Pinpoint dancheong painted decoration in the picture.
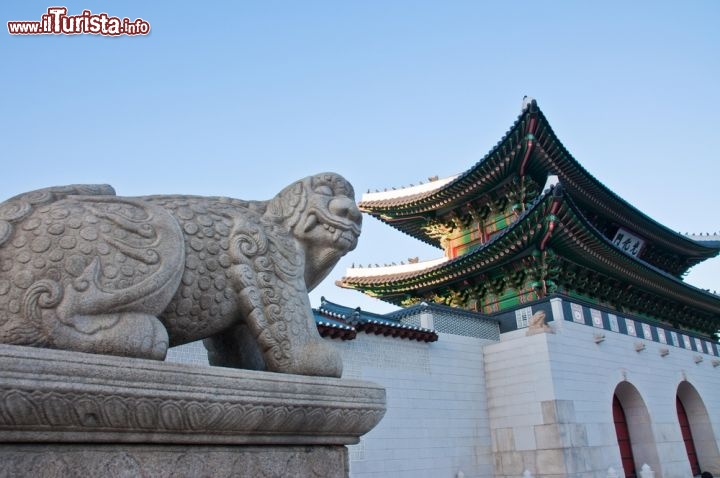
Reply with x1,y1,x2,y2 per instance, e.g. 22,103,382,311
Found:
337,99,720,338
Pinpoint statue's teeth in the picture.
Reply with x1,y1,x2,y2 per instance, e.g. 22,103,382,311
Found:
303,214,317,232
333,228,342,242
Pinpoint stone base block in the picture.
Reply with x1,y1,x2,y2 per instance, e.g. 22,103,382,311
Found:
0,344,386,477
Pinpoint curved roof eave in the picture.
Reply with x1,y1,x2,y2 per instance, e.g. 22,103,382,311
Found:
359,105,530,214
341,187,720,322
339,188,553,290
554,193,720,315
528,106,719,261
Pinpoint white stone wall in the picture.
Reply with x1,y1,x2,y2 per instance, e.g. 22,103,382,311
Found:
166,341,209,366
485,316,720,478
335,333,495,478
165,309,720,478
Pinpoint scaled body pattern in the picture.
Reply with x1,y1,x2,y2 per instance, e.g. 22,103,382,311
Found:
0,173,361,377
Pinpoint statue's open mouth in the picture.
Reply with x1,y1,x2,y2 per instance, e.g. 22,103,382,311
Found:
303,212,361,249
325,224,359,249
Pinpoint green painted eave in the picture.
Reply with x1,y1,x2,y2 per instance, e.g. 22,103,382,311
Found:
340,187,720,334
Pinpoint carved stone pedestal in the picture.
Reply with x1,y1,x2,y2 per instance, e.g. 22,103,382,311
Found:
0,344,386,477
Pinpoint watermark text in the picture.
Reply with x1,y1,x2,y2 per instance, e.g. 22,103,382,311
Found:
8,7,150,36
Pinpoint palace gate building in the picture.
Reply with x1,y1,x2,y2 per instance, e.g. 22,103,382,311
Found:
331,99,720,478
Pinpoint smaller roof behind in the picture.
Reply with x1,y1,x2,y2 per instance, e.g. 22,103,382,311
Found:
316,297,439,342
313,313,357,340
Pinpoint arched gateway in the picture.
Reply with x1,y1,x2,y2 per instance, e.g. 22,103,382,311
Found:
613,382,659,478
677,381,720,475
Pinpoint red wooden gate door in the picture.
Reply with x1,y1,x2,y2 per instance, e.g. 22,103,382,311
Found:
613,395,636,478
676,396,701,475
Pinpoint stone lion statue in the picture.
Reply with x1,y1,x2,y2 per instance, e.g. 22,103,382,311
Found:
525,310,553,336
0,172,361,377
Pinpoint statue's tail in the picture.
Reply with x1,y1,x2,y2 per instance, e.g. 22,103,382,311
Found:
0,184,115,247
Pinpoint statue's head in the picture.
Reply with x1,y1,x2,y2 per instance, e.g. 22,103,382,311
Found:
265,172,362,290
531,311,546,322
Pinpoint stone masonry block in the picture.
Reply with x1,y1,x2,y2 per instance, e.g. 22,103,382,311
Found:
513,426,537,451
500,451,524,475
554,400,577,423
494,428,515,452
541,400,558,424
563,446,592,474
535,448,566,475
534,424,563,449
569,423,589,447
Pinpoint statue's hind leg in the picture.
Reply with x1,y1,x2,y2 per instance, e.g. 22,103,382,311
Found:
51,313,169,360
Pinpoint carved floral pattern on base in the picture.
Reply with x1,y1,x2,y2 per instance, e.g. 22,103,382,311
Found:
0,344,386,445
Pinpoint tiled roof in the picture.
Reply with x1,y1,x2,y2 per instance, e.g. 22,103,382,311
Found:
342,257,448,281
315,297,438,342
360,175,459,203
313,313,357,340
684,232,720,248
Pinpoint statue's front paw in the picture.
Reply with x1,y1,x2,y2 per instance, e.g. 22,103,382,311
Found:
52,313,169,360
287,340,343,378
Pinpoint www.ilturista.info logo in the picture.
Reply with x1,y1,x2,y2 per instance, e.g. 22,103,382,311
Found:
8,7,150,36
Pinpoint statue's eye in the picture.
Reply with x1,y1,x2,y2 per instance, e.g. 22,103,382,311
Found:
315,185,333,196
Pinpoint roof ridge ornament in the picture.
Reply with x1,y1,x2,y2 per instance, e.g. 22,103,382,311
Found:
522,95,536,111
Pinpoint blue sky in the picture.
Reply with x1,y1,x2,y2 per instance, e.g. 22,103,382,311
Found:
2,1,719,314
